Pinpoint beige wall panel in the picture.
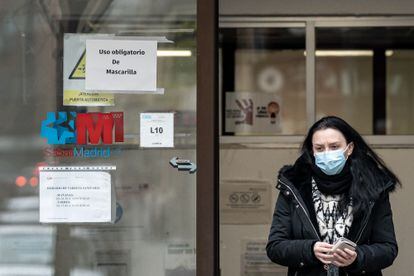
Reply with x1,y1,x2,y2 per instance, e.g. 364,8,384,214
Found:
220,147,414,276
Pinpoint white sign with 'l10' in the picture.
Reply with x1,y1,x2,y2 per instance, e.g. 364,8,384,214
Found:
140,113,174,148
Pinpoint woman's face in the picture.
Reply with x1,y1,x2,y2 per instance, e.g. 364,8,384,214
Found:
312,128,354,156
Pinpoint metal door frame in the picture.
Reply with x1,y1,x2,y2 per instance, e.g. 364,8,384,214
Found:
197,0,220,276
219,16,414,147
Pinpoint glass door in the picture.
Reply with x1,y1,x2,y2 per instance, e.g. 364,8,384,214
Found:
0,1,200,275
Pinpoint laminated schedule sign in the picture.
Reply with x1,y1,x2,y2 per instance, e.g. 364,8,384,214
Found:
86,39,157,92
140,113,174,148
39,167,114,223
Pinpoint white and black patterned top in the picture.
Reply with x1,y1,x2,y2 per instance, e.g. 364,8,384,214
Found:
312,179,353,244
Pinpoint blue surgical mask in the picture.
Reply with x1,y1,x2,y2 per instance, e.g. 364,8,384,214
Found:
314,145,349,175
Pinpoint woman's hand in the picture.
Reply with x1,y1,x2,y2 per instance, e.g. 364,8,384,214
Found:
332,248,357,267
313,242,334,264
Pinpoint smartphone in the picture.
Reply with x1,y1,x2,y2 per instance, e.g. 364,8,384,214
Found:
331,237,357,253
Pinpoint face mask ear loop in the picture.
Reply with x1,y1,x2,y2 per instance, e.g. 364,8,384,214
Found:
343,143,350,159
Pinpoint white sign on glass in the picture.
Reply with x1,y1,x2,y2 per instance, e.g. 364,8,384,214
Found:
140,113,174,148
39,167,114,223
85,39,157,92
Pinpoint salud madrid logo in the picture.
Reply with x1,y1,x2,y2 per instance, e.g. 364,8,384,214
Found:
41,112,124,158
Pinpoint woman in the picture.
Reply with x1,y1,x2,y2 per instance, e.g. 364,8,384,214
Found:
266,116,399,276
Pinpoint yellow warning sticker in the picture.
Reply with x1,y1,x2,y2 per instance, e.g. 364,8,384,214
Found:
63,90,114,106
64,34,116,106
69,51,86,79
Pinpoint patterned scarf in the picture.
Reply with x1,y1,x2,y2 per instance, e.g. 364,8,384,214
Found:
312,179,353,276
312,179,353,244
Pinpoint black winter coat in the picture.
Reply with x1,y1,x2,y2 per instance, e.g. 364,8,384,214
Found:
266,156,398,276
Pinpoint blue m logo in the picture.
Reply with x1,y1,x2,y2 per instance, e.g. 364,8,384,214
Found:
40,112,77,144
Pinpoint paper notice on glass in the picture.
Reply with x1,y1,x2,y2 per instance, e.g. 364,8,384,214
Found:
220,180,271,224
140,113,174,148
39,170,112,223
241,240,287,276
86,39,160,93
164,242,196,276
225,92,282,134
95,249,130,276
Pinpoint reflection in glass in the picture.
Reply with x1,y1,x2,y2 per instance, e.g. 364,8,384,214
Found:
220,28,307,135
386,50,414,134
316,53,373,134
316,27,414,135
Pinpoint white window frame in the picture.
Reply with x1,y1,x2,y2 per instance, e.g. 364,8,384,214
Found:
219,16,414,148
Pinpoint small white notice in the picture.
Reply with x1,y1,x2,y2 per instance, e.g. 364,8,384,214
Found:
165,242,196,275
241,240,287,276
85,39,157,92
140,113,174,148
39,167,114,223
220,180,271,224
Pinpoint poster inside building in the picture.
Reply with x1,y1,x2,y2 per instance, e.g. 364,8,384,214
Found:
225,92,282,135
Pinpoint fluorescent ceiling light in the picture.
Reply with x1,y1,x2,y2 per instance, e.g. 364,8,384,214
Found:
316,50,373,57
304,50,374,57
157,50,192,57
